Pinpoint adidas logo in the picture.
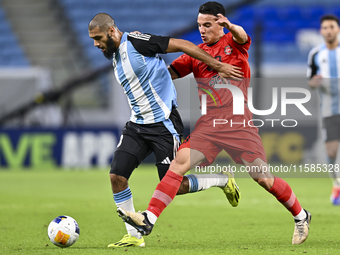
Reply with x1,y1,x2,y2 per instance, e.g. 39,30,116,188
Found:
161,157,171,164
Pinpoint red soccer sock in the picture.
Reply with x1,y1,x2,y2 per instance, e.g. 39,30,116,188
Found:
268,177,302,217
147,170,183,217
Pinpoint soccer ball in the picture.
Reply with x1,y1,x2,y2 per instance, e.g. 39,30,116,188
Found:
47,215,80,248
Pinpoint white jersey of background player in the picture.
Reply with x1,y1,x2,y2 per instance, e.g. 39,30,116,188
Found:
307,14,340,205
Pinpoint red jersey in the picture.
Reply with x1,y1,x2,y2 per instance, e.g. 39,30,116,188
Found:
171,32,251,109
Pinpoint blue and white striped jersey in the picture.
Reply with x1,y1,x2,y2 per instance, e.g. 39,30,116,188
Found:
112,32,178,124
307,43,340,117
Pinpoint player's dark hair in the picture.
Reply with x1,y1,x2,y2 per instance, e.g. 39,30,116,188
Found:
88,12,116,31
320,14,340,26
199,1,225,17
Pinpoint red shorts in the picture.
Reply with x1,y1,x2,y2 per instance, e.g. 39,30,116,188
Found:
179,106,267,165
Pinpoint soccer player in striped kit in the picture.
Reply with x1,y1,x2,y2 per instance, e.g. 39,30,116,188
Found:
307,14,340,205
88,12,243,248
118,1,311,245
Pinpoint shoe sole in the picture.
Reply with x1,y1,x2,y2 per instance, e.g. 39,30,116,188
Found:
108,242,145,248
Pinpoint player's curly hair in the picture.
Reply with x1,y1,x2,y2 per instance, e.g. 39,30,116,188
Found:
199,1,225,17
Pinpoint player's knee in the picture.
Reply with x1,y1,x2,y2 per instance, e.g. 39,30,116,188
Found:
171,156,184,167
169,163,187,176
170,155,189,174
110,151,138,179
110,173,126,184
253,177,273,190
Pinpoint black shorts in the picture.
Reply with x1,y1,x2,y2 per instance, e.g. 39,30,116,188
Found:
324,115,340,142
110,108,184,180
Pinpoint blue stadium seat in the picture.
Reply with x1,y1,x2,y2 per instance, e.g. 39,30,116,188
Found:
264,19,283,30
285,20,309,29
333,6,340,17
256,6,279,21
0,7,29,66
300,6,325,20
238,6,255,20
278,6,302,21
59,0,339,65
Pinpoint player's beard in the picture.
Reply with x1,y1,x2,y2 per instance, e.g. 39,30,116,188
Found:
326,35,338,45
103,34,117,60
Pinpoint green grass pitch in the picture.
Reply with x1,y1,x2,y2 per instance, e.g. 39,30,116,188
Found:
0,164,340,255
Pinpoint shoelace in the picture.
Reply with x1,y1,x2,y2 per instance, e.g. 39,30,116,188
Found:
296,219,306,237
123,234,130,238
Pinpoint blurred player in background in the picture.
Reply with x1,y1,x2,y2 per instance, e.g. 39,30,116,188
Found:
307,14,340,205
118,1,311,245
88,13,243,248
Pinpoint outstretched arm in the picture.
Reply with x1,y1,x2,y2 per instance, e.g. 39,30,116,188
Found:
166,38,243,79
215,14,248,44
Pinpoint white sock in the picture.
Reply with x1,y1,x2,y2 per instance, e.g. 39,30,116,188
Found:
333,178,340,187
293,209,307,221
145,210,158,225
113,187,142,239
185,174,228,193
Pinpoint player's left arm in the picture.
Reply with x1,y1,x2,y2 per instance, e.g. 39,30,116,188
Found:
166,38,243,79
129,32,243,79
215,14,248,44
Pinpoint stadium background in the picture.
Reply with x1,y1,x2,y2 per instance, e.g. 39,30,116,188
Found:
0,0,339,169
1,1,340,254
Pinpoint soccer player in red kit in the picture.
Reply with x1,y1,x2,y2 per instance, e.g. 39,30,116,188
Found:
118,1,311,245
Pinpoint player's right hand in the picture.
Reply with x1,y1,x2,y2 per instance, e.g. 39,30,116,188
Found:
215,13,232,29
308,75,323,88
218,63,244,80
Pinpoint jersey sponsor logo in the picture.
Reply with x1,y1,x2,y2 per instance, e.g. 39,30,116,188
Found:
128,32,151,41
224,46,233,55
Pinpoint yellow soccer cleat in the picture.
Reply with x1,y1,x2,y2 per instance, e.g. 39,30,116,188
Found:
221,170,241,207
107,234,145,248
